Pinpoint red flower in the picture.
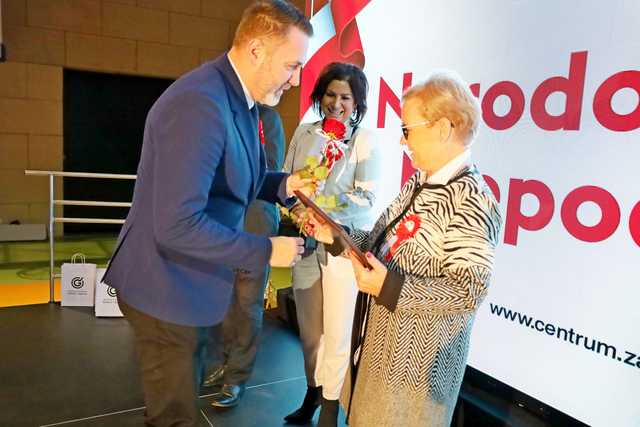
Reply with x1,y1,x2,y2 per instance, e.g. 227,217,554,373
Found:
384,214,421,261
396,215,421,241
322,118,346,141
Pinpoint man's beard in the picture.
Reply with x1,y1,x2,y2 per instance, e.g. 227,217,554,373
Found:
260,87,284,106
255,60,286,106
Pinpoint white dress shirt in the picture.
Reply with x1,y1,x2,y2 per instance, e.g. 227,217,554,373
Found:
227,54,255,110
419,149,471,185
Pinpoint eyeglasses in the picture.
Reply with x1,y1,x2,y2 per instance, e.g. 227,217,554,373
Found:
401,119,455,139
401,120,431,139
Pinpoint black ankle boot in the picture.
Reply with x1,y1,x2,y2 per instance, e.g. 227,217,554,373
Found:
284,385,321,424
317,397,339,427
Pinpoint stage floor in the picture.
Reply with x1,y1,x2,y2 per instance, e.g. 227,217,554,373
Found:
0,304,347,427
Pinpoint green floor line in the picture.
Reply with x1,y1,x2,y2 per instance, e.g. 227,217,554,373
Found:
0,235,118,265
0,233,292,289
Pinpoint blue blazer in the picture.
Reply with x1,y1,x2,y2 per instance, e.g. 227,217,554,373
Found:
104,54,289,327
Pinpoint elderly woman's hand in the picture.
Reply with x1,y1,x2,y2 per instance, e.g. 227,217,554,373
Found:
348,251,387,297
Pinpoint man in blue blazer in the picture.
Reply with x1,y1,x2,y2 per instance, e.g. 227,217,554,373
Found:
103,2,313,425
203,105,287,407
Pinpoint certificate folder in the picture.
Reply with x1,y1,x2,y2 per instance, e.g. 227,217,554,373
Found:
294,190,372,269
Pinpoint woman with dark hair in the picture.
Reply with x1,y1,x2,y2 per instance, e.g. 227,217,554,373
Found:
283,62,381,427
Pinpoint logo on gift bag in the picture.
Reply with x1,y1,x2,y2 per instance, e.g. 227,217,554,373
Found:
107,286,117,298
71,277,85,289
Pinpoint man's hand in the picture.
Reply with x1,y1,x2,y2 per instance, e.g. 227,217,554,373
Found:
269,236,305,267
348,251,387,297
303,209,335,244
290,203,307,225
286,170,316,198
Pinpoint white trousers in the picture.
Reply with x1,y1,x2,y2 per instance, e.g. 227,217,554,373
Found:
292,248,358,399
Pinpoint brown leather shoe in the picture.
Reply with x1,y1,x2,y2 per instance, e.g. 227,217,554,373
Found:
202,365,225,388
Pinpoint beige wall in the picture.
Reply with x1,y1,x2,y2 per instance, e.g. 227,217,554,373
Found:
0,0,304,229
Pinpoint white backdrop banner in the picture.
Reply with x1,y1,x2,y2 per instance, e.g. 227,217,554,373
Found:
301,1,639,426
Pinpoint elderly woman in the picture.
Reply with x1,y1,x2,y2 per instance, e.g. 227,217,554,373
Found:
306,71,502,427
283,62,380,426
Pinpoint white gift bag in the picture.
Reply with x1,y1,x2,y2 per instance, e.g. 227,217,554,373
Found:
94,267,123,317
61,253,96,307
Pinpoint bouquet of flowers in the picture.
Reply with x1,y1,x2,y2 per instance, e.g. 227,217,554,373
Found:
281,118,349,227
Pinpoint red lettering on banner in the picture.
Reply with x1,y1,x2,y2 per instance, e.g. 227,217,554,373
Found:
530,51,587,131
629,202,640,247
482,174,501,202
481,81,526,130
469,83,481,98
366,48,639,247
377,73,413,128
401,153,415,186
593,70,640,131
375,51,638,132
504,179,555,245
492,178,638,247
560,186,621,242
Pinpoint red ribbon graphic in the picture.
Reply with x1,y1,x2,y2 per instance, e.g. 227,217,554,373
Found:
302,1,415,190
300,0,372,118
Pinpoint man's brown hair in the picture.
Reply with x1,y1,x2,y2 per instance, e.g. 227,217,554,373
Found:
233,0,313,47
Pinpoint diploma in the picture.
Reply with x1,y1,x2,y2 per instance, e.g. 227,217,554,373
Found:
294,190,372,269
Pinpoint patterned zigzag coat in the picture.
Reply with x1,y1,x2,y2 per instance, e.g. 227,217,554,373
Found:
337,165,502,427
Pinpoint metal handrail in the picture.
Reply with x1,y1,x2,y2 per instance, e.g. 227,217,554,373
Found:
54,218,126,224
25,170,136,179
24,170,136,303
54,200,132,207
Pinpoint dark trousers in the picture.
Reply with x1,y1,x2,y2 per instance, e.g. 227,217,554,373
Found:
119,298,210,427
208,265,270,385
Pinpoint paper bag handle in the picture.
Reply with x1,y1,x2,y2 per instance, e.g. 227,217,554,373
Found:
71,253,86,264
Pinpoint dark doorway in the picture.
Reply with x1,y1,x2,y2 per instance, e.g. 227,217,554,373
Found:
63,70,173,233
